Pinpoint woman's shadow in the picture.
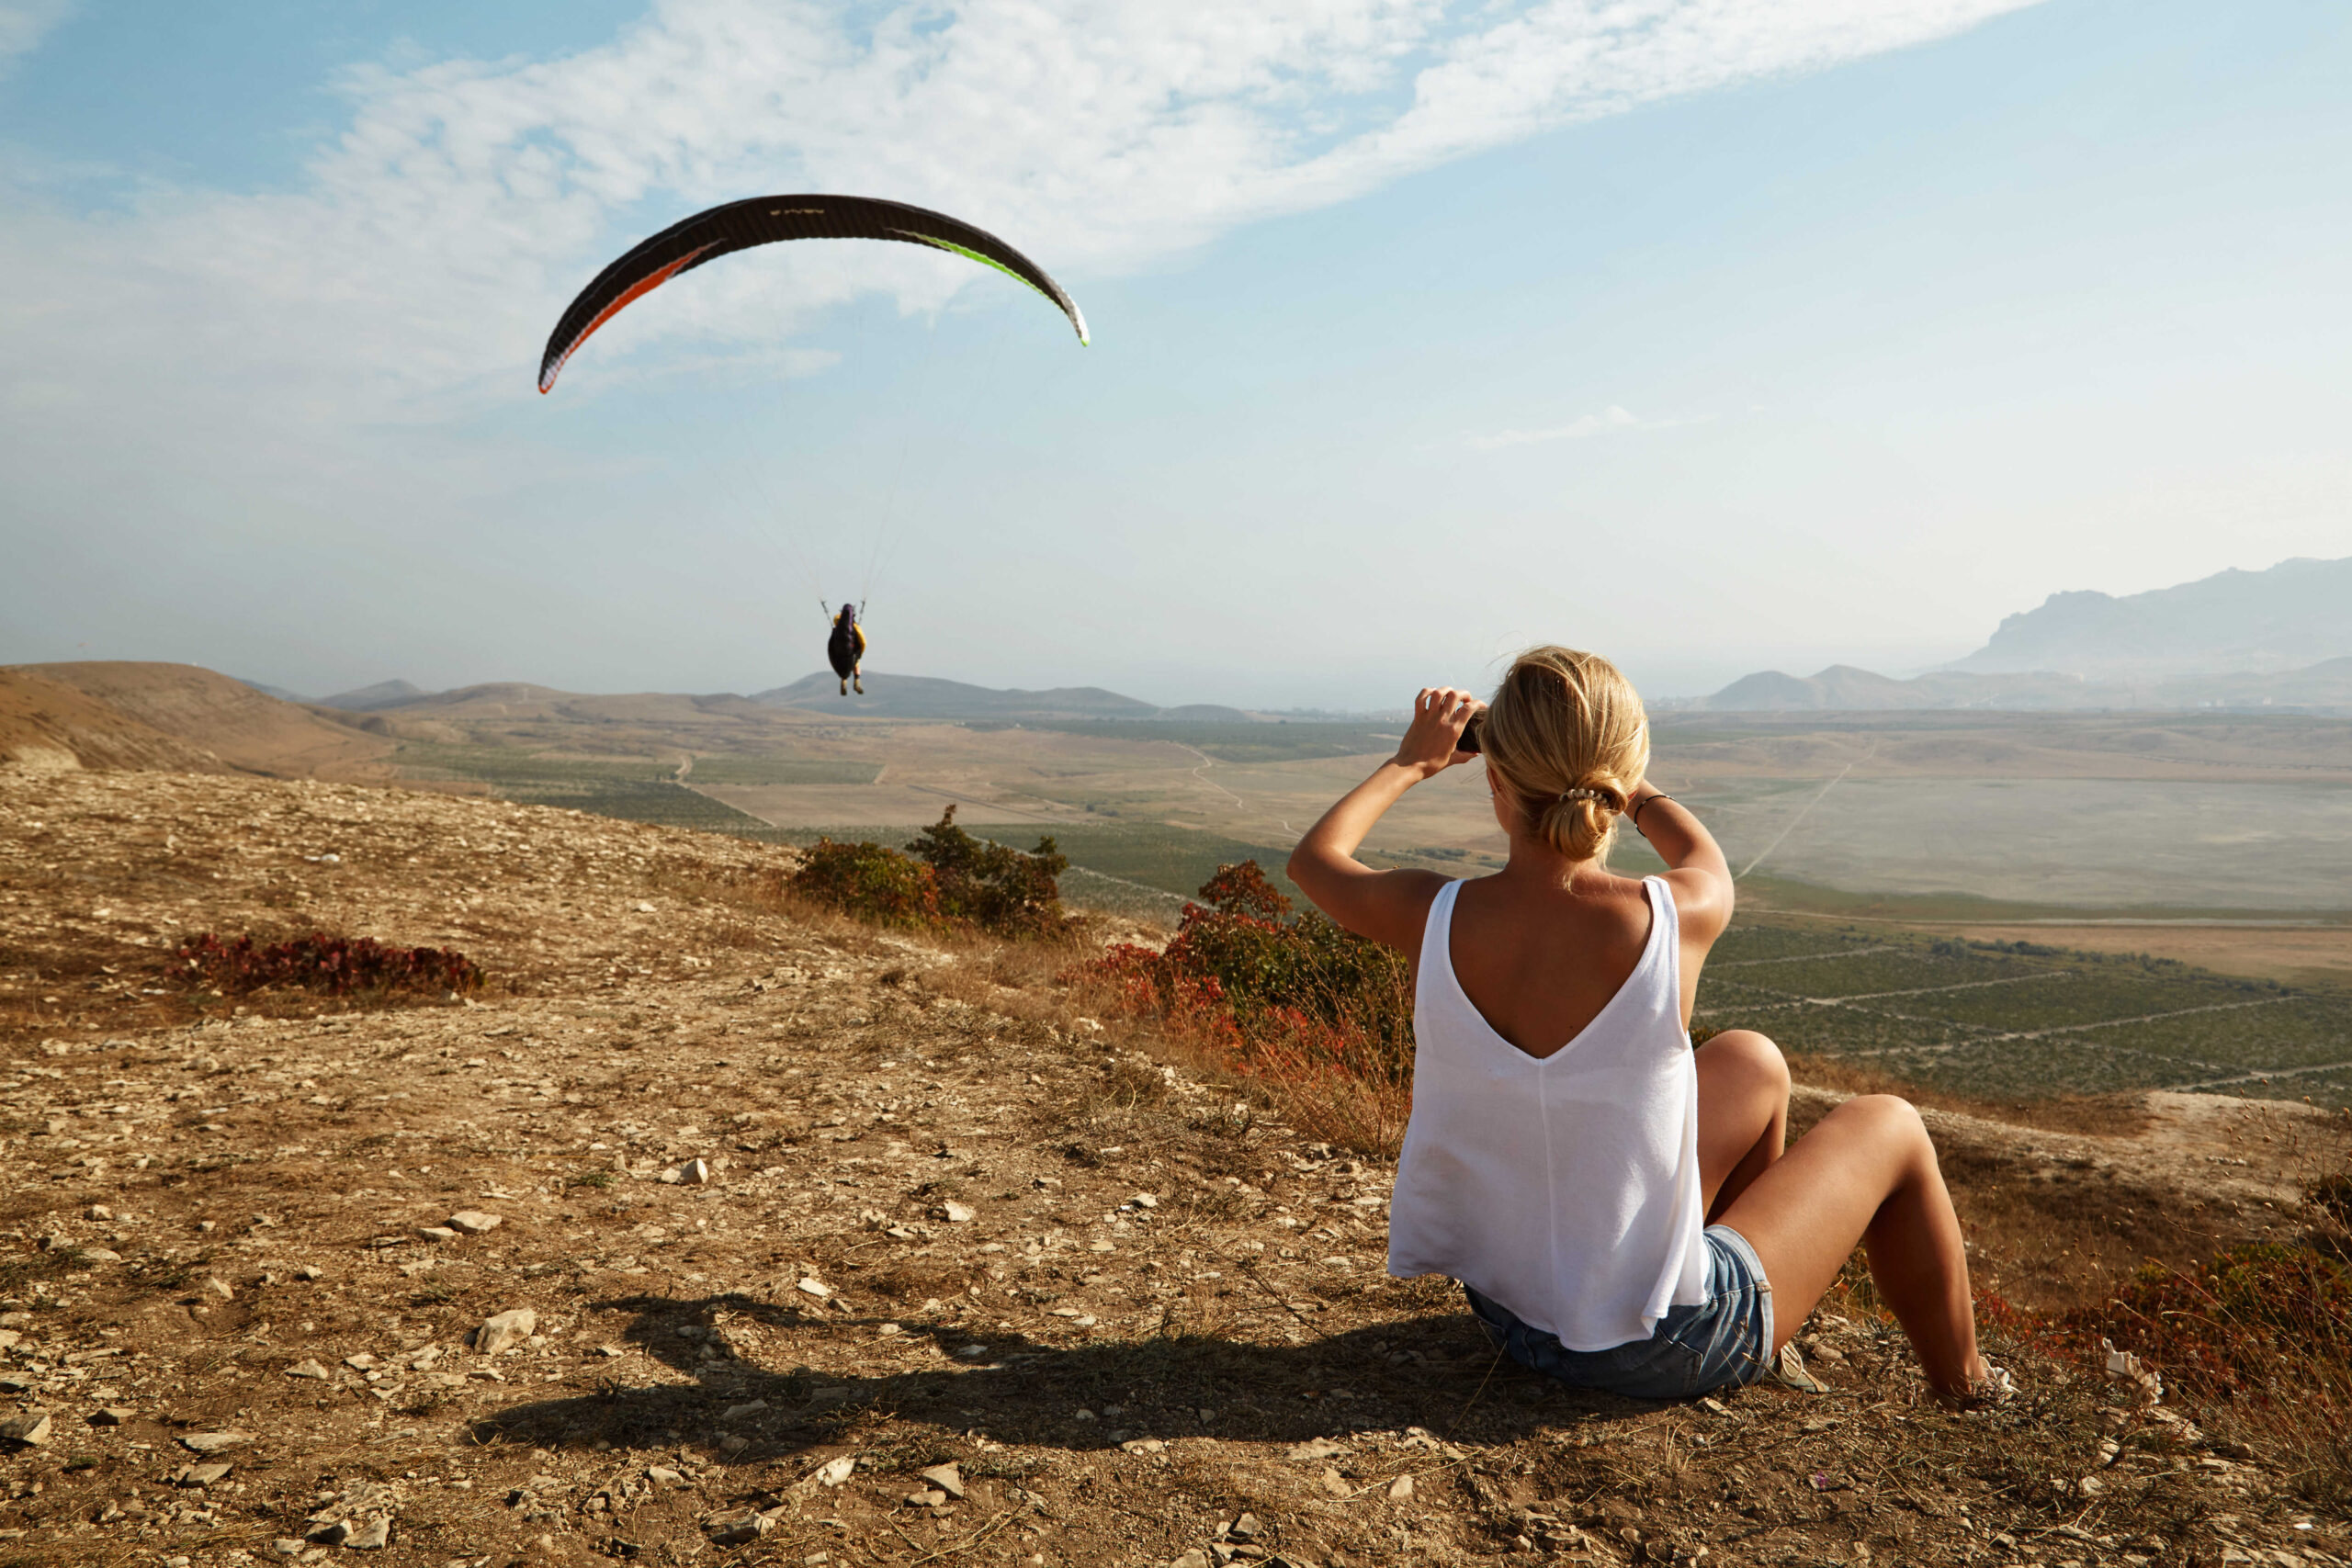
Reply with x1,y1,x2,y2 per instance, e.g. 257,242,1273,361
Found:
469,1288,1663,1462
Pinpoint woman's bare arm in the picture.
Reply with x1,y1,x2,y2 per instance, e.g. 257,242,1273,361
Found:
1624,783,1735,947
1286,687,1479,952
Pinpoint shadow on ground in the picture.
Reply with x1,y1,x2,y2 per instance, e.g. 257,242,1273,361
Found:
470,1291,1683,1461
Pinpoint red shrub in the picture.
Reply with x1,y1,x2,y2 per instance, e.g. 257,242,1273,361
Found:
1072,861,1415,1151
177,932,481,998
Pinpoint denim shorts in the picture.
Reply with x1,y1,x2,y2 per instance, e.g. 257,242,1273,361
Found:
1464,1224,1774,1401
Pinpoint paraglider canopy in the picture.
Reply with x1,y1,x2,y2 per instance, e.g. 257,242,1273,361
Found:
537,194,1089,393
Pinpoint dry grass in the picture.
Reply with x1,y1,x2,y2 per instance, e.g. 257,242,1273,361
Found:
1787,1050,2154,1137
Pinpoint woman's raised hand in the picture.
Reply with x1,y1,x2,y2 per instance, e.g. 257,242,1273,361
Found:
1396,687,1484,779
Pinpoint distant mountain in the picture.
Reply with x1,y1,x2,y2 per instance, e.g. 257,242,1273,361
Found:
1951,555,2352,678
1154,704,1257,723
238,678,311,703
318,679,427,711
1697,657,2352,715
754,671,1167,722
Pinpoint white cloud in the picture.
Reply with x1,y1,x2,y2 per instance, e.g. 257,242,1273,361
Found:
0,0,73,69
0,0,2043,427
1468,404,1713,449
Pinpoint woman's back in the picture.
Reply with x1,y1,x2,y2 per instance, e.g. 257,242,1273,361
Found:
1443,870,1664,1057
1388,874,1710,1351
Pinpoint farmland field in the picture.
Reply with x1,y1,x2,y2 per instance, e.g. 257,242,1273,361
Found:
1695,924,2352,1108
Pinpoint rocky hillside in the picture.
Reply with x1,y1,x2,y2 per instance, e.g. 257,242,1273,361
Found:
0,769,2343,1566
9,663,391,780
0,671,230,774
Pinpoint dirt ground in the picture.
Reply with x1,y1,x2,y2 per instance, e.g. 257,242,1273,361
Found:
2,768,2347,1567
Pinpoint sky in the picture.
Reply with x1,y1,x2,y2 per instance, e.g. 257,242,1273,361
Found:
1,0,2346,710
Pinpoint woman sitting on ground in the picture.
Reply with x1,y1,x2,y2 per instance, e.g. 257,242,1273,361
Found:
1286,647,2007,1404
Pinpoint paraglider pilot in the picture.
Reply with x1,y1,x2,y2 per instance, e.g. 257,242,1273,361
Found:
828,603,866,696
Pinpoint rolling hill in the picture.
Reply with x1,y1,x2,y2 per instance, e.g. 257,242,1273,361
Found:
753,671,1214,722
0,667,232,773
15,661,392,778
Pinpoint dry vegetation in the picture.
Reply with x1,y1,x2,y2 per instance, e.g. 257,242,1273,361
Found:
1,767,2348,1567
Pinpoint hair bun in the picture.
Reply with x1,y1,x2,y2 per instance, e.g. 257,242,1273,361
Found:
1479,647,1649,863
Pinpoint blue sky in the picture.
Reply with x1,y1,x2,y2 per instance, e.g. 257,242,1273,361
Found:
2,0,2346,708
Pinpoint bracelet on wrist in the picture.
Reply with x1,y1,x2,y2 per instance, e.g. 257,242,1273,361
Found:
1631,793,1675,833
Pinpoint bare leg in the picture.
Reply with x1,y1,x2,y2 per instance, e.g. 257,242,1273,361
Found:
1713,1094,1984,1397
1694,1030,1789,1220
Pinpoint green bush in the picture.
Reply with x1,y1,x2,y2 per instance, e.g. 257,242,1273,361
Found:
907,807,1070,938
789,838,943,929
788,807,1069,940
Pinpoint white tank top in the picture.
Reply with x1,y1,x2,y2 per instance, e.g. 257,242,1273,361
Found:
1386,876,1709,1351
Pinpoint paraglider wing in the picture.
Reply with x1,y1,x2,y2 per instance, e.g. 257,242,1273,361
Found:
538,195,1089,392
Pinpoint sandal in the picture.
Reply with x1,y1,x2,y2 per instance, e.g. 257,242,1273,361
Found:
1763,1341,1829,1394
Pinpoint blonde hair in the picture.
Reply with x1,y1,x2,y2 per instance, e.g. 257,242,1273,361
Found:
1481,646,1650,863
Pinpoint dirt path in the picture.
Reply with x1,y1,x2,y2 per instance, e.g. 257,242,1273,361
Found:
0,770,2344,1565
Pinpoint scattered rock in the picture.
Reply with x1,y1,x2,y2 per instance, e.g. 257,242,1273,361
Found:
475,1307,537,1354
201,1276,233,1300
273,1540,306,1558
287,1359,333,1381
919,1461,966,1499
796,1277,831,1299
710,1511,777,1546
661,1158,712,1184
1288,1437,1347,1461
419,1226,460,1243
1230,1513,1264,1542
0,1412,51,1448
180,1430,251,1454
87,1406,135,1426
814,1456,855,1487
447,1209,502,1235
1121,1438,1165,1455
343,1353,377,1371
1170,1551,1210,1568
645,1466,684,1486
905,1487,948,1508
1387,1475,1414,1502
722,1400,769,1421
177,1463,232,1487
939,1201,977,1223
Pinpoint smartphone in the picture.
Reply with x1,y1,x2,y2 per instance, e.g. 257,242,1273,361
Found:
1456,713,1485,755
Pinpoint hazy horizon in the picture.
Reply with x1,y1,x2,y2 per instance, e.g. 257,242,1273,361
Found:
5,3,2348,710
